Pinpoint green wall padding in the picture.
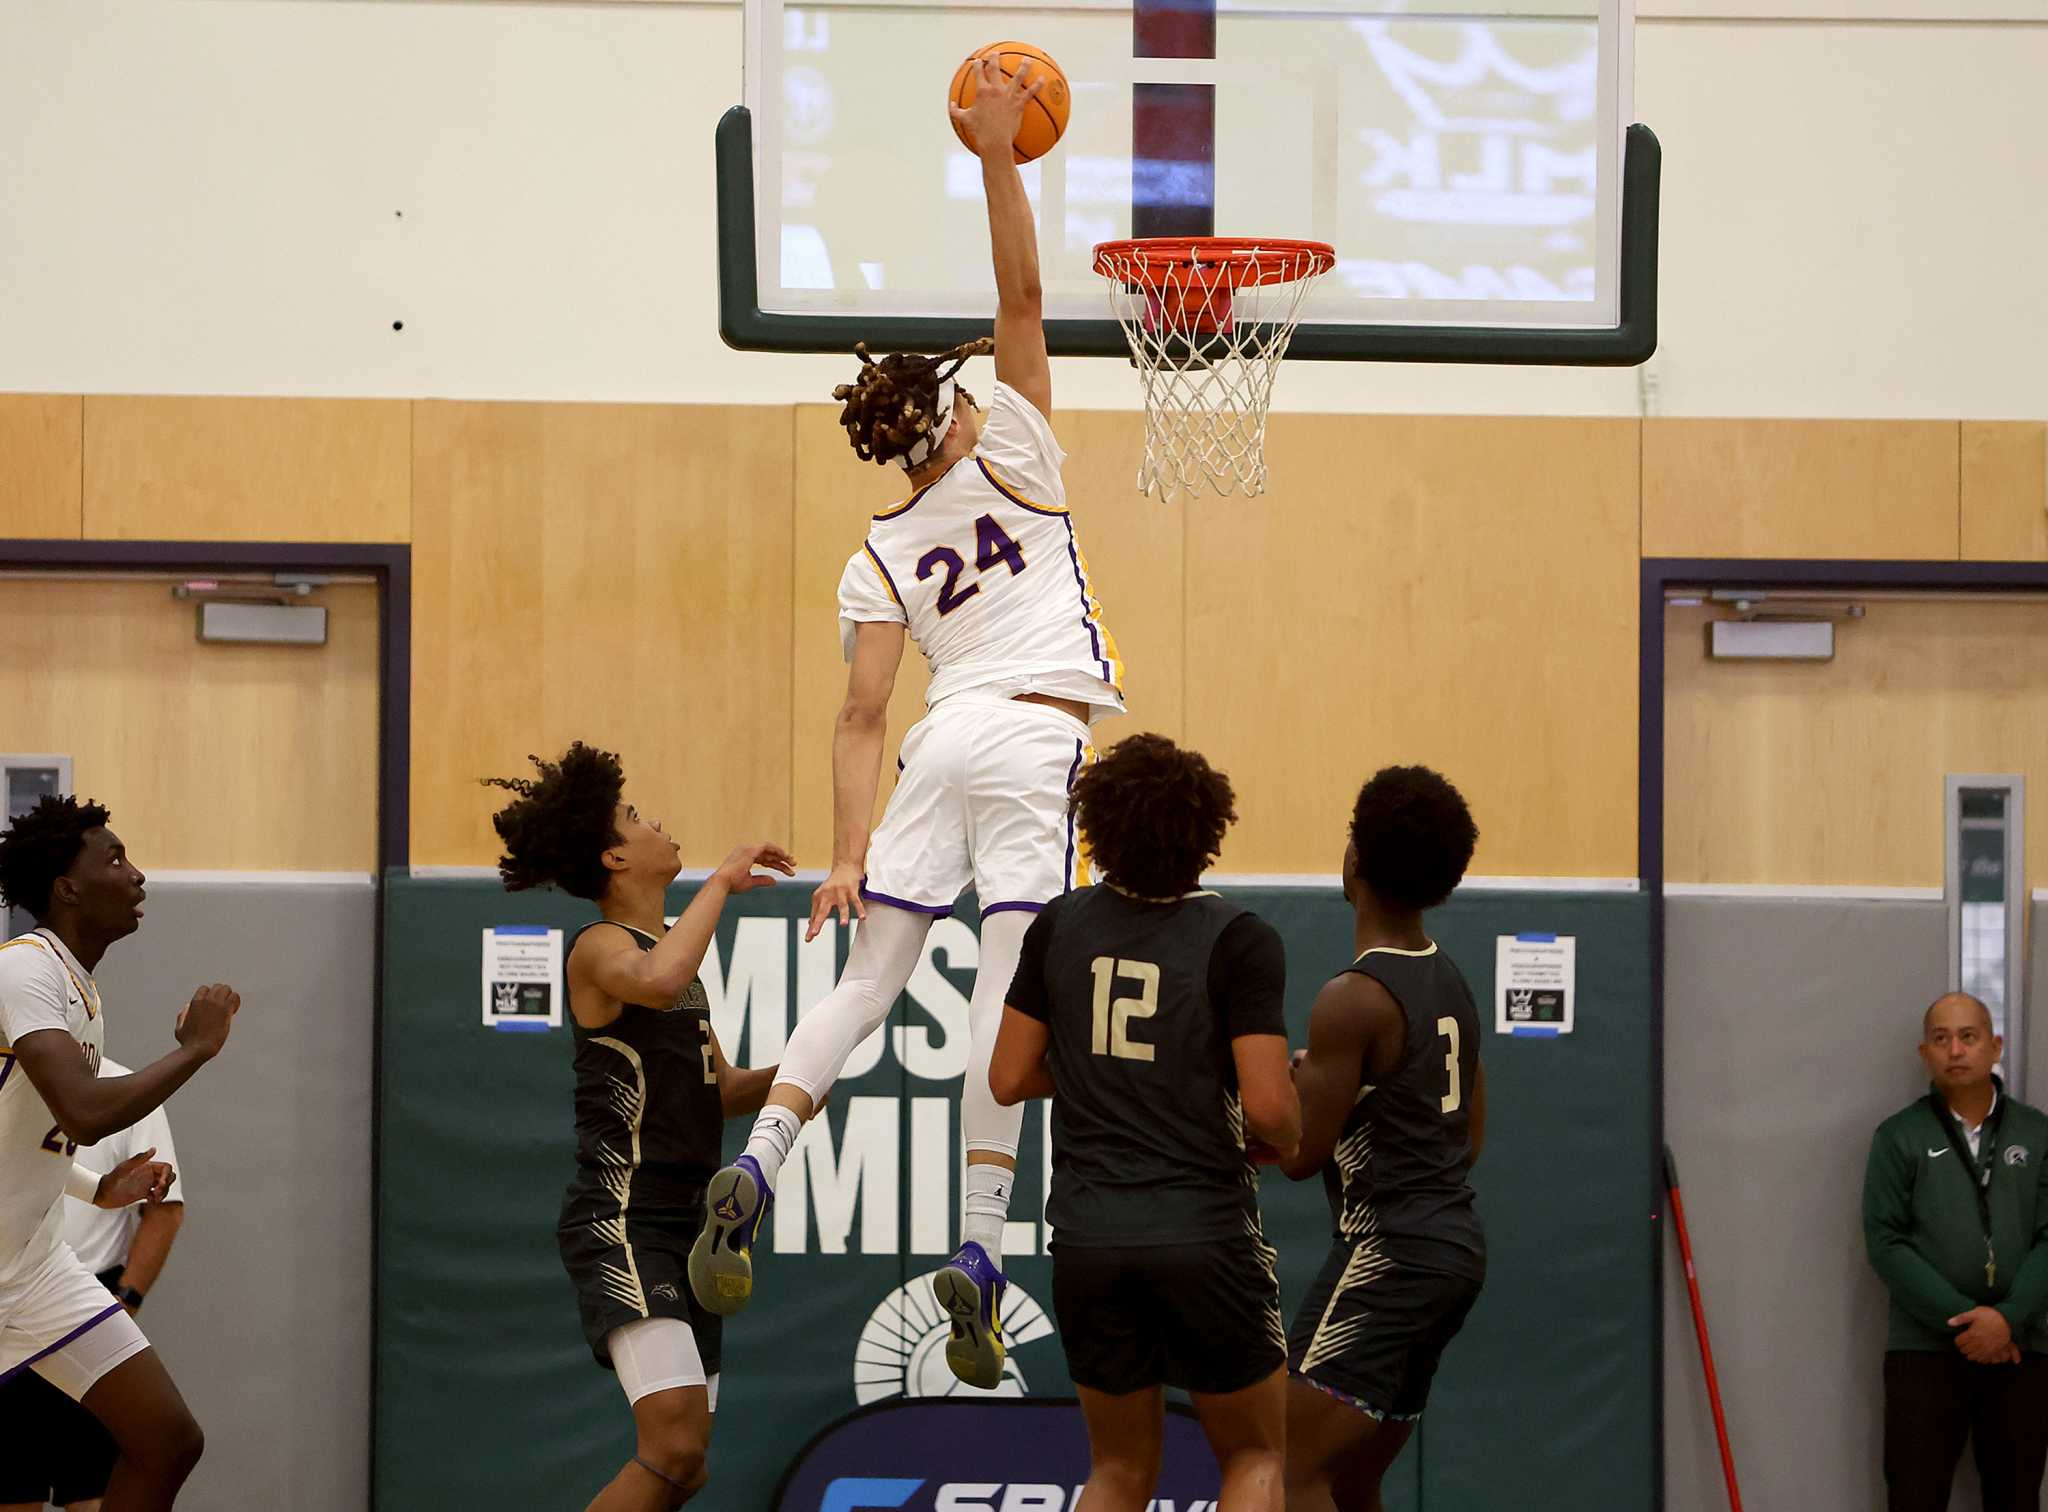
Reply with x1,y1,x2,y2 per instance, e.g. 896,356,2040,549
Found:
376,875,1650,1510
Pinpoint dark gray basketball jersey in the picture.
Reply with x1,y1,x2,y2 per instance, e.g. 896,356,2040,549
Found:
560,921,723,1227
1323,944,1485,1271
1007,886,1288,1248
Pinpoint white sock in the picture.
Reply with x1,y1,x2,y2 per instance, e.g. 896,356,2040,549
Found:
962,1162,1014,1268
742,1104,802,1191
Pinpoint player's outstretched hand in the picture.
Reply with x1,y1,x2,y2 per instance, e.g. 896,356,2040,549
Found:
808,862,868,943
94,1148,176,1209
716,841,796,895
949,53,1044,162
175,982,240,1060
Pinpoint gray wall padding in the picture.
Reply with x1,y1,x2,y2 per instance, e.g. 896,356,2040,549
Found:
88,876,374,1512
1663,896,2047,1512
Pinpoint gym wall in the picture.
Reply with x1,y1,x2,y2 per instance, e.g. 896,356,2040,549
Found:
3,3,2048,418
8,400,2043,877
87,875,377,1512
1661,897,2048,1512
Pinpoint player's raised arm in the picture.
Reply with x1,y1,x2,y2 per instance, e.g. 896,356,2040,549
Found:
810,619,907,941
14,984,237,1146
951,56,1052,419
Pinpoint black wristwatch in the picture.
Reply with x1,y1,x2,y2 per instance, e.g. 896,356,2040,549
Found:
115,1285,145,1311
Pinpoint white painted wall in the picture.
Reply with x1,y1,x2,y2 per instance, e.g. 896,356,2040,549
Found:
1,0,2044,417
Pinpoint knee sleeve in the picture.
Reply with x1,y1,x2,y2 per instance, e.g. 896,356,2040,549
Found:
772,904,932,1103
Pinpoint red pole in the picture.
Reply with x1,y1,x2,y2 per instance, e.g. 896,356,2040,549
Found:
1664,1146,1744,1512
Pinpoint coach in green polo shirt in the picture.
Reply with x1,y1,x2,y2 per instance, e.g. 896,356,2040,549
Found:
1864,992,2048,1512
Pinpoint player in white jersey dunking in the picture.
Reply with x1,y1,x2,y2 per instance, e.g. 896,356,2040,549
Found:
0,796,240,1511
690,57,1124,1389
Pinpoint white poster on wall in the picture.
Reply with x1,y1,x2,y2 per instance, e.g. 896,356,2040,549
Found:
482,925,563,1032
1495,932,1575,1036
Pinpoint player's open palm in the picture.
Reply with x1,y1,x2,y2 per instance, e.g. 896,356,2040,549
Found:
950,54,1042,160
93,1147,176,1209
716,841,796,894
175,982,241,1059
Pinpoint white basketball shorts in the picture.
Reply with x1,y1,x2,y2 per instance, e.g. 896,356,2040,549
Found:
861,693,1094,919
0,1241,149,1401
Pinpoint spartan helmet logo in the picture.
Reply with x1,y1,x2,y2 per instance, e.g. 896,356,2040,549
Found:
853,1272,1055,1403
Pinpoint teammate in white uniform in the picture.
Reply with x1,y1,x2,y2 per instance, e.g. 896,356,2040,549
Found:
1,1055,188,1512
0,796,239,1511
691,56,1124,1388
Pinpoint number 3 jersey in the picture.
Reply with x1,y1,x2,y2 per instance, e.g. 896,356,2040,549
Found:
1326,945,1485,1274
0,930,105,1287
836,381,1127,724
1006,886,1288,1248
559,922,723,1234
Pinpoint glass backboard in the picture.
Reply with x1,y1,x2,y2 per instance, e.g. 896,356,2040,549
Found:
721,0,1657,361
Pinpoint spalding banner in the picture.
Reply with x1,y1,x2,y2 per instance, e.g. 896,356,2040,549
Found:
774,1400,1222,1512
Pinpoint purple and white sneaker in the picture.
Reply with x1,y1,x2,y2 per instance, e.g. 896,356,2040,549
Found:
689,1154,772,1317
932,1240,1008,1389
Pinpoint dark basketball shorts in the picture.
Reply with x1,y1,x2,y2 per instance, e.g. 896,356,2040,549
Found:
1287,1237,1483,1421
558,1207,722,1377
1052,1237,1288,1397
0,1367,119,1505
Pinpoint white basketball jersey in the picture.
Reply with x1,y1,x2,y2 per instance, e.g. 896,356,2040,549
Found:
0,930,104,1286
837,382,1127,722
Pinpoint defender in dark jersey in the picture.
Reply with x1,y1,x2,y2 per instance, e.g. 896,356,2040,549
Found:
1281,766,1486,1512
485,744,792,1512
990,735,1299,1512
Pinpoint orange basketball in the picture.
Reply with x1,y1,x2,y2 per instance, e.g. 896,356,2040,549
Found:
949,42,1071,165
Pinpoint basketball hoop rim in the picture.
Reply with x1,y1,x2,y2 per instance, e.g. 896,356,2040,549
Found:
1092,237,1336,291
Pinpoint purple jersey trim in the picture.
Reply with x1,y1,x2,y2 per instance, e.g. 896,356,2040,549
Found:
873,478,941,522
974,458,1067,517
1062,739,1086,891
1057,522,1113,684
980,901,1048,920
859,883,955,916
862,541,907,610
0,1301,126,1387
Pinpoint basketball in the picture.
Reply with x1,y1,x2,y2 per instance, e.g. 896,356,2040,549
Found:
949,42,1071,165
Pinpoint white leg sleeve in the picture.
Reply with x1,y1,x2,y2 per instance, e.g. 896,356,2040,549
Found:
607,1316,717,1410
961,908,1031,1160
771,903,934,1104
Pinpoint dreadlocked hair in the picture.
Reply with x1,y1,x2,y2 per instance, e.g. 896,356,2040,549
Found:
832,337,993,466
480,743,626,901
1070,734,1237,901
0,794,112,918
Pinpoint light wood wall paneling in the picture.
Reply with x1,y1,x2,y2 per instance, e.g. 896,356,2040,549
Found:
1962,422,2048,561
83,397,410,542
789,406,1185,868
1664,598,2048,887
0,396,83,539
0,578,379,869
411,402,795,868
1186,415,1641,879
1642,420,1960,561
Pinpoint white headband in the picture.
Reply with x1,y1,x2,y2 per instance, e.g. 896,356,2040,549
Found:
896,377,958,472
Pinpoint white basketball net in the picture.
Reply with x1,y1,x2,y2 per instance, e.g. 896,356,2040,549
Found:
1095,240,1333,501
